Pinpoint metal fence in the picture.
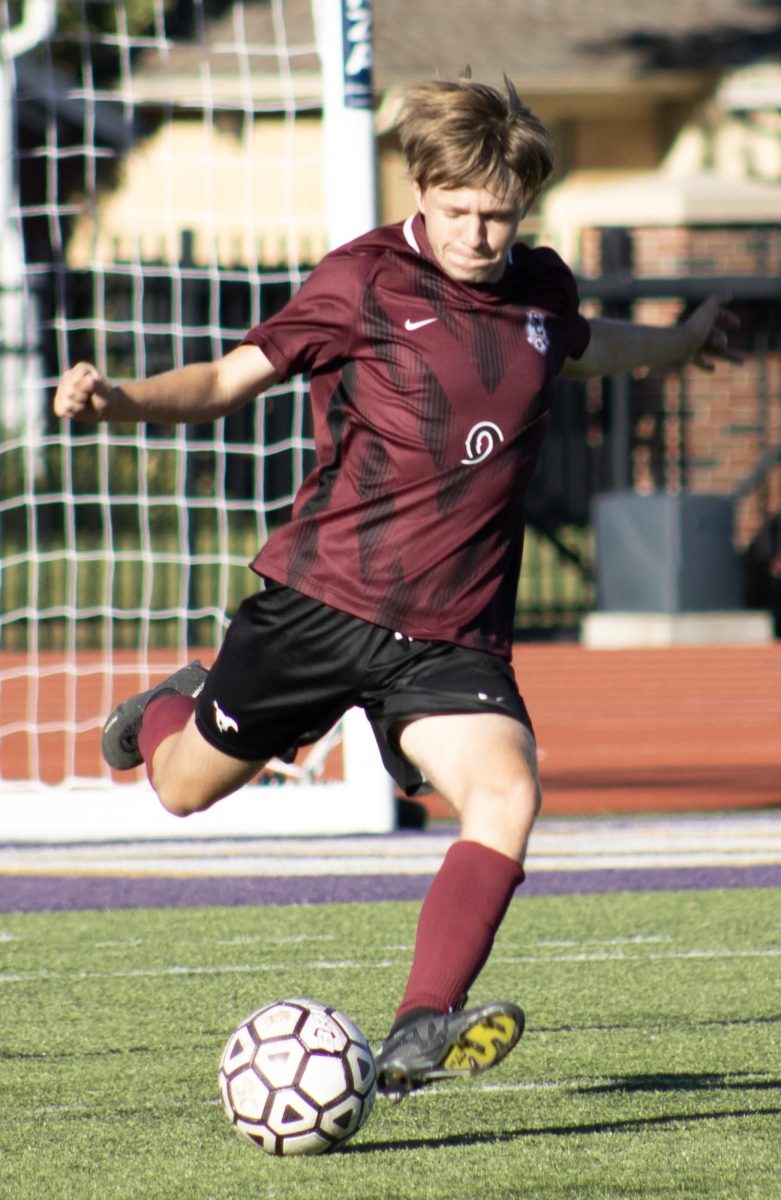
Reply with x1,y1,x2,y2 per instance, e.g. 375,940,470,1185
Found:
2,262,779,642
522,269,781,636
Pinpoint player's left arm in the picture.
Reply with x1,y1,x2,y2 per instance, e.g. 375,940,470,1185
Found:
560,295,742,380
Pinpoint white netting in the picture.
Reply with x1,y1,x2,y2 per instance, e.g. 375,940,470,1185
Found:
0,0,389,827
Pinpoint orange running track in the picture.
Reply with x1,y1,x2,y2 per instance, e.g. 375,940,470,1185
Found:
513,642,781,816
1,644,779,815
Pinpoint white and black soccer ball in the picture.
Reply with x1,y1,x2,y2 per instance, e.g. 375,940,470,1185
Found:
219,998,377,1156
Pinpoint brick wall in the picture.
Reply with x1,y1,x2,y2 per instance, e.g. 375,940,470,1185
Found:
580,225,781,278
580,223,781,550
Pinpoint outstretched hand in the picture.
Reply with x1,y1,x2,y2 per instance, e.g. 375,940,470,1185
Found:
53,361,113,422
684,296,743,372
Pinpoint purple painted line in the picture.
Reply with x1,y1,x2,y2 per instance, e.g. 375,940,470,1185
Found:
524,865,781,895
0,865,779,913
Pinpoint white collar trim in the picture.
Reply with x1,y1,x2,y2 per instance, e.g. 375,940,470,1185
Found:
403,214,421,254
403,213,514,271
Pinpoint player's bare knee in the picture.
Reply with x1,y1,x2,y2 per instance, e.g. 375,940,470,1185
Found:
469,773,539,831
519,733,543,817
155,787,197,818
154,775,215,818
530,772,543,818
508,772,541,826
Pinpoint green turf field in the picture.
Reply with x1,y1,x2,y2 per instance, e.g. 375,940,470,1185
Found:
1,888,778,1200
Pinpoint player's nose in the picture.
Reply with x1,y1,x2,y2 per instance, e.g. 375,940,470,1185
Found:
460,214,485,248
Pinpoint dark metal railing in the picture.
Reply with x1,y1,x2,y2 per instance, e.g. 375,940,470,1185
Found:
3,257,779,640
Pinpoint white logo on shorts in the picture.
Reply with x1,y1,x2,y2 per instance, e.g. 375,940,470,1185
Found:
213,700,239,734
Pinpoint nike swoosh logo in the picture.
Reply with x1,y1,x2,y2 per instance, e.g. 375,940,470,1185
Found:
404,317,439,331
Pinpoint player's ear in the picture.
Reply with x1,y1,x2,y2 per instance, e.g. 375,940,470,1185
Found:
412,181,425,214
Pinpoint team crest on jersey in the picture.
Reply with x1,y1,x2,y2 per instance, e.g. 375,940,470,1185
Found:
526,311,549,356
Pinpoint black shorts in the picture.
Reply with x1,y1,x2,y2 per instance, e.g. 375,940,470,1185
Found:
195,583,533,796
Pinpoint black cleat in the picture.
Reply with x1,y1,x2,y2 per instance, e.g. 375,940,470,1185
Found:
101,661,207,770
374,1000,524,1102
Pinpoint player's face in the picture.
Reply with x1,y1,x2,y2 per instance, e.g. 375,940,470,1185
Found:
413,181,525,284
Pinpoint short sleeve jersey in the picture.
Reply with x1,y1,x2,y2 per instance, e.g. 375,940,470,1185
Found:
243,213,590,659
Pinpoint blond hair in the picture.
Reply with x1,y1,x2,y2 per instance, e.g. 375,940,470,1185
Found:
397,76,553,206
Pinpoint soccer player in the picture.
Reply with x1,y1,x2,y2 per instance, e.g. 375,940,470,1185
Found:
53,77,740,1101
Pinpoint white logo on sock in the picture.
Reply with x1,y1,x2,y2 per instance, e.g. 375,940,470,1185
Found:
213,700,239,734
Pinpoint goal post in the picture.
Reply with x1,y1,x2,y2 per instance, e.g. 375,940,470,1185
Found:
0,0,395,837
314,0,378,249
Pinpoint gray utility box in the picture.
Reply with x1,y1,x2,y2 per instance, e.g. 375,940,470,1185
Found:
592,492,744,613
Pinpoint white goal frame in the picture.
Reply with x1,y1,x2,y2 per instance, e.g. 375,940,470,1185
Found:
2,708,395,841
0,0,395,838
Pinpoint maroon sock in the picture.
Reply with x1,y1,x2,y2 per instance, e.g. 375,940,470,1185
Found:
137,694,196,785
395,840,525,1020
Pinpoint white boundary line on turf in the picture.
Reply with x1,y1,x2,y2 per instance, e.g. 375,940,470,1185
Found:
1,946,779,986
408,1069,780,1100
26,1070,778,1117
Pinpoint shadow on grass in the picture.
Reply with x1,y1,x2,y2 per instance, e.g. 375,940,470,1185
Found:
537,1014,781,1035
348,1099,781,1155
578,1072,781,1095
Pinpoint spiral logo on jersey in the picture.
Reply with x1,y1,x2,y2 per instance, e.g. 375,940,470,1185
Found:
460,421,505,466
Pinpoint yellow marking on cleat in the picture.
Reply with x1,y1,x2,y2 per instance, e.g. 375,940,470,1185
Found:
441,1014,519,1073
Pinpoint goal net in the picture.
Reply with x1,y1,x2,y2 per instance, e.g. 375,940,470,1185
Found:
0,0,393,838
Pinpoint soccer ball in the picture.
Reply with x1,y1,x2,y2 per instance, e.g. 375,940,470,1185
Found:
219,998,377,1156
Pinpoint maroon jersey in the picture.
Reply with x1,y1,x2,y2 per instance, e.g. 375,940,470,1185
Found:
243,214,590,658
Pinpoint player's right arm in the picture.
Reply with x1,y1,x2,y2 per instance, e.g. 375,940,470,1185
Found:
53,344,280,425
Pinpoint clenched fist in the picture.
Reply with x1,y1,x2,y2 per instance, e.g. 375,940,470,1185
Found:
53,362,113,422
684,295,742,372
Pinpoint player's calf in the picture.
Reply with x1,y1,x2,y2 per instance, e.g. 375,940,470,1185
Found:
101,661,207,771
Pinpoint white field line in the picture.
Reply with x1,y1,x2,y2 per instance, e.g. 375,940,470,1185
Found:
88,932,341,949
416,1070,779,1101
1,946,779,985
22,1071,778,1117
493,948,781,963
0,960,398,985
